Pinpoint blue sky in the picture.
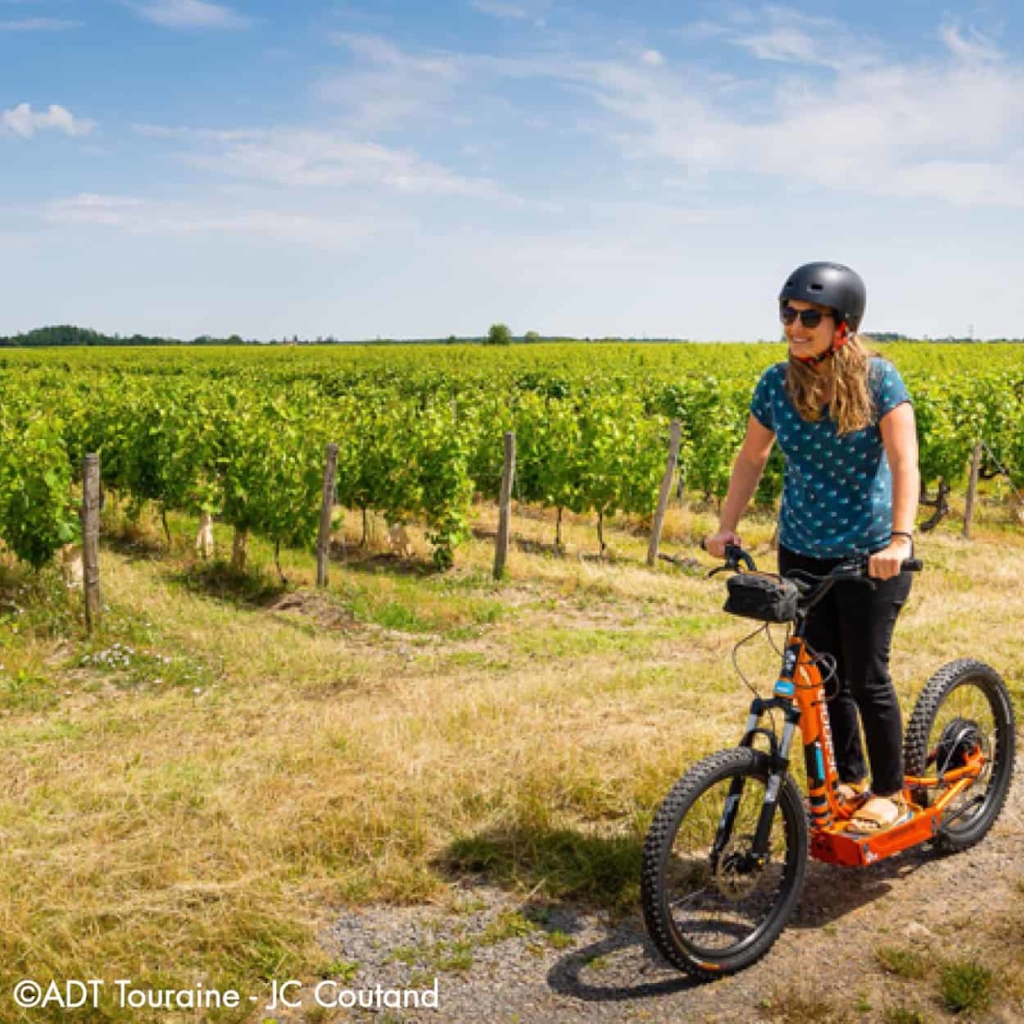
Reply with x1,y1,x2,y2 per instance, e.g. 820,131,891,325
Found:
3,1,1024,341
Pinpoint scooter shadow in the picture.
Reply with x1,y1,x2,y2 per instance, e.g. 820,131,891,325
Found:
790,843,936,929
545,926,700,1002
541,844,947,1003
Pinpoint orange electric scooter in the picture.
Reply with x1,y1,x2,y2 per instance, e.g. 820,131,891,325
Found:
641,544,1016,979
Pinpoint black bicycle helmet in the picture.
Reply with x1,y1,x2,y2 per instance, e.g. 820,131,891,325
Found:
778,262,866,332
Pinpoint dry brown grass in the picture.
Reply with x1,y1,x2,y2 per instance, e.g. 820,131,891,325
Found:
0,499,1022,1022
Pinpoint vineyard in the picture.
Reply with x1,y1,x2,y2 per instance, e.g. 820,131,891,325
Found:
1,342,1023,575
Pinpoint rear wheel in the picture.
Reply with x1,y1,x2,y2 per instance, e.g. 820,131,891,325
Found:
640,747,807,978
903,659,1016,852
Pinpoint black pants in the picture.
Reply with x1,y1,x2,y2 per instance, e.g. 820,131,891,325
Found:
778,546,912,796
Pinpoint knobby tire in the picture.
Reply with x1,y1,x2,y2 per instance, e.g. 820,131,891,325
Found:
903,658,1016,853
641,747,808,979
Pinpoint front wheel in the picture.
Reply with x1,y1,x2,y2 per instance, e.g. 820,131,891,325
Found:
903,659,1016,853
640,747,808,979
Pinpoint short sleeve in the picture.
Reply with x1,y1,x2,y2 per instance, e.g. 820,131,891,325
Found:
749,365,779,431
871,359,912,420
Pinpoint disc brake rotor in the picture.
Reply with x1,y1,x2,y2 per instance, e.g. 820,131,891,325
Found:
713,835,767,901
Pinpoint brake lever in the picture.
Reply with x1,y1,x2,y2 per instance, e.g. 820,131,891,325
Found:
835,555,924,586
830,557,877,588
725,543,756,571
700,539,756,576
708,543,756,576
832,556,871,580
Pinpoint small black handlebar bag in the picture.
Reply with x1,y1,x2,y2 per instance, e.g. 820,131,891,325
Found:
723,573,799,623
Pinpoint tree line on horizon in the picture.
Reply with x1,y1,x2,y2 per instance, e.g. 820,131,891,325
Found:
1,324,1021,348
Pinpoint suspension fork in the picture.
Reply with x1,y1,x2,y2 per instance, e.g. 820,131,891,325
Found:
710,687,803,866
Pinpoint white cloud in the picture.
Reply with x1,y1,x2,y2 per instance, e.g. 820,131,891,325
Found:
42,193,406,249
45,194,146,226
133,122,551,208
726,6,881,71
333,33,460,81
676,19,730,42
319,33,464,130
884,157,1024,208
939,24,1003,63
737,26,828,66
193,130,543,205
530,16,1024,209
1,103,95,138
471,0,528,20
132,122,267,143
130,0,249,29
0,18,80,30
307,19,1024,209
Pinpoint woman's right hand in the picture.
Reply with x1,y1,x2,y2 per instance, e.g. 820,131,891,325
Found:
703,529,742,558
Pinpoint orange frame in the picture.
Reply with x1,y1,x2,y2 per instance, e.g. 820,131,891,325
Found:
768,637,985,868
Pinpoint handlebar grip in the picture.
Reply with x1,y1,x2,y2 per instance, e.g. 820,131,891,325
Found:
901,558,923,572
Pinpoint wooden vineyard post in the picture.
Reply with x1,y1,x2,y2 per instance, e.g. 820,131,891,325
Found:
81,453,102,633
647,420,682,567
317,443,339,587
494,431,516,580
963,440,982,540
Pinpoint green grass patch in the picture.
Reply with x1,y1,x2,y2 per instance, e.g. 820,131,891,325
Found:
0,563,81,642
339,576,506,636
77,641,214,692
938,958,994,1014
544,929,575,950
480,910,538,945
440,825,642,915
0,666,61,711
762,984,837,1023
882,1006,927,1024
875,945,930,980
314,957,359,983
174,560,287,607
388,938,474,973
652,614,717,635
511,627,658,658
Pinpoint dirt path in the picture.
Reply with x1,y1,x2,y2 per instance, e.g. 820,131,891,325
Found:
312,753,1024,1024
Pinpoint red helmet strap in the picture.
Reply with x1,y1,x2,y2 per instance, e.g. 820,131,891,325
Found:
794,318,848,367
832,321,850,351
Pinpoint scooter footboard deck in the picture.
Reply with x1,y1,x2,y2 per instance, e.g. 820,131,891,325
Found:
810,804,938,866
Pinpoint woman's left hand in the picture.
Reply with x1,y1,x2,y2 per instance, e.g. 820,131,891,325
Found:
868,537,914,580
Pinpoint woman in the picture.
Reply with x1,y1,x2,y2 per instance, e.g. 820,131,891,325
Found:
705,261,919,832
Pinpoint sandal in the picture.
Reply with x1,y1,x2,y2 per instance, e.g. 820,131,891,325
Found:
835,779,870,807
846,795,911,835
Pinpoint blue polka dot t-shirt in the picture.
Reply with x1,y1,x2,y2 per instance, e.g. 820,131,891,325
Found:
750,358,912,558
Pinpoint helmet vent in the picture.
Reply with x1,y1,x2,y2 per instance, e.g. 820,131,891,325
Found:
809,283,823,291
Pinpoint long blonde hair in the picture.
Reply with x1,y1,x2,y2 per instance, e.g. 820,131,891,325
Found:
785,334,876,434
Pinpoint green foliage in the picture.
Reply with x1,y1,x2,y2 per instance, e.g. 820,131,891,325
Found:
2,341,1023,572
0,414,80,567
486,323,513,346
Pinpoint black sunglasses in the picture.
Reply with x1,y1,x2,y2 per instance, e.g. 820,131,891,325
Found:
780,305,833,328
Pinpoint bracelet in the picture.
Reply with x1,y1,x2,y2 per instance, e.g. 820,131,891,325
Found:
891,531,914,540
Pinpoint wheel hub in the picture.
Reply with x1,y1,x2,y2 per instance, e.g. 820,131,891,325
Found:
713,836,766,900
934,717,983,773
